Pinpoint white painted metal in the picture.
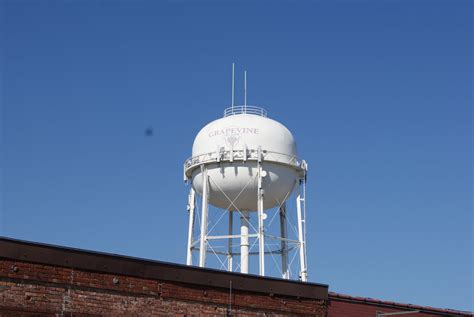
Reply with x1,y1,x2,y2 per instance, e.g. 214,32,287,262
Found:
206,233,258,240
198,167,209,267
257,156,265,276
223,105,267,117
302,170,308,276
296,184,308,282
244,71,247,107
186,188,196,265
240,211,250,273
231,63,235,111
227,211,233,272
279,203,289,279
189,111,298,211
184,66,309,281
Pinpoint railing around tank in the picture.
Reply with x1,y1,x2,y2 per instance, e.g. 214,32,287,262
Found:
183,149,305,180
223,105,267,117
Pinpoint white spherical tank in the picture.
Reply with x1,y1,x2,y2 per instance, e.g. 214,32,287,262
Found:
184,106,303,211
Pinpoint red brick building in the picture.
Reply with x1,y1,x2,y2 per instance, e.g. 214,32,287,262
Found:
328,293,471,317
0,237,471,316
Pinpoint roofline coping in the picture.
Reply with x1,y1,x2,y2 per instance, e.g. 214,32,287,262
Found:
0,236,328,300
329,292,473,316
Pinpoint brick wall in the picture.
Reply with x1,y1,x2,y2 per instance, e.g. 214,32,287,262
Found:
328,294,472,317
0,238,328,316
2,238,469,317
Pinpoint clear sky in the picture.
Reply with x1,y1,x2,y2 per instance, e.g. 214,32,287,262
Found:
1,0,472,312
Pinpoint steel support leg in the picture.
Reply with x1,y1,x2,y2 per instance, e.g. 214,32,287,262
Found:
279,203,289,279
227,211,233,272
199,168,209,267
186,188,196,266
257,161,265,276
296,183,307,282
240,211,250,273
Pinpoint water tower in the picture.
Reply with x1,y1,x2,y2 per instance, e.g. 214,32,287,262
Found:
184,65,308,281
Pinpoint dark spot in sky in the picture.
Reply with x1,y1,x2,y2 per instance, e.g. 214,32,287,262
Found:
145,127,153,136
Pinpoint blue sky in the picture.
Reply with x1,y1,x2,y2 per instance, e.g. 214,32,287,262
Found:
1,0,472,311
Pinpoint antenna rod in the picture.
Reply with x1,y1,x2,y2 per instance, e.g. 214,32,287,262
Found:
244,70,247,108
231,63,235,112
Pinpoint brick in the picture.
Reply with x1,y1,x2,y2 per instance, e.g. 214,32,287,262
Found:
0,260,327,316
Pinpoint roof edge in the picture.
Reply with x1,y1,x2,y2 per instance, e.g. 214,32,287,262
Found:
0,236,328,300
329,292,473,316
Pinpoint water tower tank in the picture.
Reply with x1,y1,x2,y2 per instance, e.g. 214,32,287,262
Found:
184,66,309,281
185,106,302,211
